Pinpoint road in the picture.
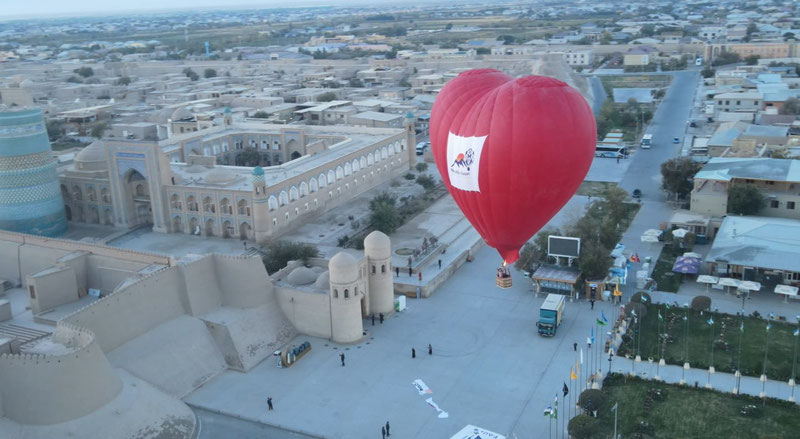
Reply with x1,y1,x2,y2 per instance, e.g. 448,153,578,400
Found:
618,70,700,202
194,407,318,439
589,76,606,114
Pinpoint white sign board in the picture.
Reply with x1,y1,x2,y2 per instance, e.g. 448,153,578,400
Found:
450,424,506,439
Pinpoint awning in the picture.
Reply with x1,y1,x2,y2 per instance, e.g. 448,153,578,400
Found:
775,284,799,296
672,228,689,238
641,235,659,243
672,256,701,274
643,229,662,236
718,277,741,288
697,275,719,285
738,281,762,292
683,252,702,259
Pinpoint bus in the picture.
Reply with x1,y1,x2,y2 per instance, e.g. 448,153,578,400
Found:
595,144,627,158
640,134,653,149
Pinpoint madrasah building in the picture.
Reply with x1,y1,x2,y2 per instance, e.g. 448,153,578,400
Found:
57,108,417,241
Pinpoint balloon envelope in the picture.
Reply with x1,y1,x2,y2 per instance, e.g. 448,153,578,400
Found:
430,69,596,263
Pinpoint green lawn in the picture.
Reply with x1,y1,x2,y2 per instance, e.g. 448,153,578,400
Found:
617,303,800,381
650,245,683,293
576,181,619,198
592,374,800,439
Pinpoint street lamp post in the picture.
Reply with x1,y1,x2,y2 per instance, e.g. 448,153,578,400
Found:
735,308,744,395
681,304,689,385
707,317,715,389
761,314,772,398
791,316,800,402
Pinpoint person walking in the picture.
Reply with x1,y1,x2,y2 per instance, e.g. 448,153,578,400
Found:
385,421,391,436
340,352,345,367
412,348,416,358
428,344,433,355
438,259,442,270
418,271,422,282
379,313,384,324
395,266,399,277
267,396,273,411
590,299,595,310
408,267,412,277
382,425,386,439
371,314,375,326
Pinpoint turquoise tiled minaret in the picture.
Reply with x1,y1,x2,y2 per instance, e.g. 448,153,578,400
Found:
0,108,67,236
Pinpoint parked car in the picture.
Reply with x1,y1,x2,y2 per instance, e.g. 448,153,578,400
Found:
672,137,680,144
416,141,430,155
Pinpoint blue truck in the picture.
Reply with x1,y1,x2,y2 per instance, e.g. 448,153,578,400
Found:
537,294,565,336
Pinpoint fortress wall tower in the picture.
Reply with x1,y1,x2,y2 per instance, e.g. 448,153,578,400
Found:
0,324,122,425
328,252,364,344
364,231,394,315
0,108,67,236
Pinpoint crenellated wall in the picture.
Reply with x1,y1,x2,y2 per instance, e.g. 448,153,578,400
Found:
0,324,122,425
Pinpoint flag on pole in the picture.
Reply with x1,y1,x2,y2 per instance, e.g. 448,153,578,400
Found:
580,349,584,365
611,402,618,412
635,252,641,263
665,303,671,310
658,311,663,322
570,367,577,380
597,316,608,326
602,311,609,324
631,309,637,317
683,314,688,321
740,321,745,333
766,322,773,332
563,382,569,397
544,406,554,417
553,395,558,420
794,328,800,337
591,327,595,344
707,317,714,325
769,312,775,320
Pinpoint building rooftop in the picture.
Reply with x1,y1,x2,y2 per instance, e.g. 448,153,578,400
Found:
706,215,800,273
695,157,800,182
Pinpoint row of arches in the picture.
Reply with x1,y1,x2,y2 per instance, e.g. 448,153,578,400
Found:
266,143,406,212
64,205,113,225
61,184,112,204
170,194,250,217
172,215,253,240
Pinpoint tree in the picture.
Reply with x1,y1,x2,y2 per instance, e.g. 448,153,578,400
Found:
261,241,319,274
369,192,401,234
727,183,765,215
578,388,607,412
204,68,217,78
235,148,262,166
713,51,740,66
744,55,760,66
497,35,516,45
784,32,796,41
661,157,702,200
415,162,428,173
46,119,64,142
317,92,337,102
415,175,435,191
780,98,800,115
116,76,131,86
701,66,716,78
90,122,108,139
568,414,599,439
577,241,611,280
183,68,199,81
476,47,490,55
445,23,453,31
691,295,711,312
73,67,94,78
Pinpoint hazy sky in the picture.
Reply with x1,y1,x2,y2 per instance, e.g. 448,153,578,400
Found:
0,1,336,19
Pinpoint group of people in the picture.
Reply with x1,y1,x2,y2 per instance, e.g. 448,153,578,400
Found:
411,344,433,358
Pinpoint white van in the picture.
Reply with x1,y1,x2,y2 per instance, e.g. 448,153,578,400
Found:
416,141,430,155
640,134,653,149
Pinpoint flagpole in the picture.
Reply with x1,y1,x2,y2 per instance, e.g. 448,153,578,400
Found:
554,394,558,439
656,304,661,380
681,304,689,385
735,311,744,394
761,316,771,398
791,317,799,402
707,317,715,389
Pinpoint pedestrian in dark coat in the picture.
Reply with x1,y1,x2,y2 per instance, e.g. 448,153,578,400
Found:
267,397,273,411
395,266,399,277
371,314,375,326
382,426,386,439
438,259,442,269
340,352,345,367
412,348,416,358
428,344,433,355
379,313,384,324
408,267,412,277
385,421,391,436
590,299,595,310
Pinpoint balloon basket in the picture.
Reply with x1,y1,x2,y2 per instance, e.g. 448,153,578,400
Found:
496,276,512,289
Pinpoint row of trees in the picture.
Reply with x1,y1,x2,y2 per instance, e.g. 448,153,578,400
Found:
516,187,635,282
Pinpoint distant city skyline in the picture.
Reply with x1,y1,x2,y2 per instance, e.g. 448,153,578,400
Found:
0,0,397,19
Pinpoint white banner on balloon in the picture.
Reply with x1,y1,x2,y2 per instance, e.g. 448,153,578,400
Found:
446,132,487,192
450,424,506,439
425,397,449,418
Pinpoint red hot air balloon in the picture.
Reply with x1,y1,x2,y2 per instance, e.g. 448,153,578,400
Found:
430,69,596,264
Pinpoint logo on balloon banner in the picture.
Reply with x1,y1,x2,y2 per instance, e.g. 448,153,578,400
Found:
446,132,486,192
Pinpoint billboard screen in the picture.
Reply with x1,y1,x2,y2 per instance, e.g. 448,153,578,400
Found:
548,236,580,258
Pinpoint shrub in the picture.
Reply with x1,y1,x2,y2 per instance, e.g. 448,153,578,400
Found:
404,173,415,180
416,175,436,191
415,162,429,173
261,241,319,274
630,291,652,304
337,235,350,247
578,388,606,412
691,295,711,312
568,414,599,439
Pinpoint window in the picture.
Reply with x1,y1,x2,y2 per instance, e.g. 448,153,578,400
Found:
788,201,796,210
766,181,774,185
736,100,741,105
754,101,759,106
334,289,338,298
372,265,376,274
381,265,386,273
771,200,779,208
725,100,730,105
29,285,36,299
344,289,349,298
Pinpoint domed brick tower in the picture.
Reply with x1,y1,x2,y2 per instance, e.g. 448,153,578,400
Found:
328,252,364,343
364,230,394,315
